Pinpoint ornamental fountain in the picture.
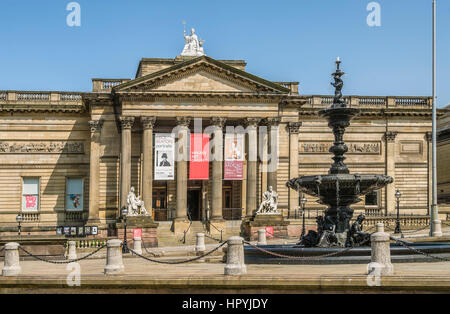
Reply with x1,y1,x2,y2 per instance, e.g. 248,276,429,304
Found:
286,58,393,248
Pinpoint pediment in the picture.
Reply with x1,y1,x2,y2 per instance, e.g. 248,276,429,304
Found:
114,56,290,95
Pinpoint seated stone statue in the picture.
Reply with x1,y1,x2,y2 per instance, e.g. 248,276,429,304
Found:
256,186,279,214
349,214,371,247
127,187,150,217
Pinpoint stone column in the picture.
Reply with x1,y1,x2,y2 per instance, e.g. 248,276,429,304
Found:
88,119,103,224
120,116,135,209
267,118,281,192
174,117,191,233
384,131,397,215
288,122,302,214
211,117,226,221
245,118,261,217
141,117,156,214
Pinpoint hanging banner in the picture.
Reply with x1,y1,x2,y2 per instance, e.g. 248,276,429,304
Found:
224,133,244,180
154,133,175,180
189,133,210,180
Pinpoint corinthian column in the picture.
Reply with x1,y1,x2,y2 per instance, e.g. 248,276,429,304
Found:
267,117,281,191
120,116,135,209
211,117,226,220
142,117,156,215
245,118,261,217
288,122,302,214
175,117,191,223
87,119,103,225
384,131,397,215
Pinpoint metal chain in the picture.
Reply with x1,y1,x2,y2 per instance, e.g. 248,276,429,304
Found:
401,224,431,234
140,238,159,257
441,221,450,227
390,236,450,262
204,233,222,243
18,244,106,264
126,242,226,265
244,241,357,261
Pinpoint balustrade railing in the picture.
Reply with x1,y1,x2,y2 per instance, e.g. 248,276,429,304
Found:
304,95,431,109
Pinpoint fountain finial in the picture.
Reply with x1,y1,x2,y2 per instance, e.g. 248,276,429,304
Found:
331,57,345,108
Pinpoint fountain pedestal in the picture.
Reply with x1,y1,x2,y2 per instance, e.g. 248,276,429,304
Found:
242,214,290,241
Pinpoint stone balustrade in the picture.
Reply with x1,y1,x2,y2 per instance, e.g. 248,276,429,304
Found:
0,91,84,112
304,95,432,110
92,78,131,92
274,82,299,95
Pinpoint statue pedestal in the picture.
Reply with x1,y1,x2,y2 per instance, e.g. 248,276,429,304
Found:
242,214,290,241
116,216,159,248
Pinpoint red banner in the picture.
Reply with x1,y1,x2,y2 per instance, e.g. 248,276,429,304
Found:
224,133,244,180
189,133,210,180
133,228,142,239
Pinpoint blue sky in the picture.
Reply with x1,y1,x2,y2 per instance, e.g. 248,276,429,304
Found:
0,0,449,107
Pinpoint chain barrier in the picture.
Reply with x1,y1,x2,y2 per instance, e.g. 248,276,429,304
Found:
126,242,226,265
204,233,223,243
140,238,159,257
401,224,431,234
389,236,450,262
18,244,106,264
441,221,450,228
244,241,358,261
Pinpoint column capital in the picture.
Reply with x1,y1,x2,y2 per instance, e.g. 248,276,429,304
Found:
141,116,156,130
210,117,227,129
176,116,192,128
244,118,261,128
120,116,135,130
264,117,281,129
384,131,398,142
287,122,302,134
425,131,432,143
89,119,103,133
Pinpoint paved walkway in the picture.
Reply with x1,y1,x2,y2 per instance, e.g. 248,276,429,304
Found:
2,256,450,293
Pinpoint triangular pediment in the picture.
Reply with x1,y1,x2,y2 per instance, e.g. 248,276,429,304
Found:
114,56,290,95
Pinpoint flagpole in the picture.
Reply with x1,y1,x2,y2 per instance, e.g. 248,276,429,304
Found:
431,0,442,237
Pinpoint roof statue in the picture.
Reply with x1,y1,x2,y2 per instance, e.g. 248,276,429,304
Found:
181,22,205,57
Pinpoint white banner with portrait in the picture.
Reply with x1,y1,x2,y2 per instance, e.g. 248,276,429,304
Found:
154,133,175,180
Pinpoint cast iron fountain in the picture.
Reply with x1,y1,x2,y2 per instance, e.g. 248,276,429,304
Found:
286,58,393,248
244,58,450,264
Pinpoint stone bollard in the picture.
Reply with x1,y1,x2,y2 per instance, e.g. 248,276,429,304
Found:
257,229,267,246
132,237,143,255
104,239,124,275
67,241,77,260
2,242,21,276
224,236,247,276
195,233,206,254
368,223,394,276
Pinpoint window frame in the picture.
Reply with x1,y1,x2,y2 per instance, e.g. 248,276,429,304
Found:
21,177,40,212
65,177,84,212
365,190,381,209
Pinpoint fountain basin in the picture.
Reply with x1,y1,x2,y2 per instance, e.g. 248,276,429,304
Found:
244,243,450,265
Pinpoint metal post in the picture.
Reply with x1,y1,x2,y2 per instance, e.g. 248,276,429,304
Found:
394,190,403,236
431,0,443,237
121,207,129,254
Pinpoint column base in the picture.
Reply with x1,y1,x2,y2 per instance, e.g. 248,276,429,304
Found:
430,220,443,237
172,218,191,234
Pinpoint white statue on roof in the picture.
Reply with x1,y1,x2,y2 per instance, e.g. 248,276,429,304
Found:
181,24,205,57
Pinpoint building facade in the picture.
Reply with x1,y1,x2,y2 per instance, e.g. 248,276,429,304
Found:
438,104,450,208
0,54,435,238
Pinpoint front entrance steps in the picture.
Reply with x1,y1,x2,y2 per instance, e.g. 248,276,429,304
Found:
156,221,240,247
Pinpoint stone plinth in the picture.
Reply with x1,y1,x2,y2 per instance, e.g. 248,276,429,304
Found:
242,214,290,241
116,216,158,248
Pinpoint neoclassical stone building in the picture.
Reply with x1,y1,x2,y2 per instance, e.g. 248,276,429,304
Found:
438,104,450,207
0,52,436,240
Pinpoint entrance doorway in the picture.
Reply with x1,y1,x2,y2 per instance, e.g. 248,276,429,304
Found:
187,188,202,221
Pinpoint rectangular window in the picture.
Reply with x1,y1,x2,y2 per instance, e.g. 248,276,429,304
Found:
365,191,379,206
22,178,39,211
66,178,83,211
